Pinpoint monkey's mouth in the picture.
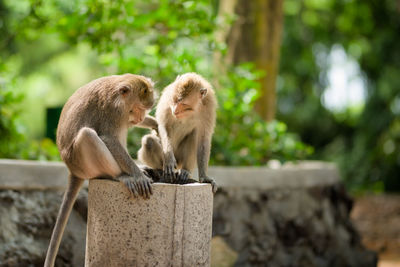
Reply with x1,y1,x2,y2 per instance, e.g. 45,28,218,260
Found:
130,119,141,125
174,108,193,118
129,117,144,125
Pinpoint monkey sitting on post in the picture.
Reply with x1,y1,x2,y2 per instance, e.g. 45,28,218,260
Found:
44,74,156,267
138,73,218,193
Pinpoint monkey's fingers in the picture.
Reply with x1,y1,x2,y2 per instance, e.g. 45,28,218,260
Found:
143,180,153,199
120,176,139,198
167,167,173,182
145,180,153,196
200,177,218,194
162,171,169,183
172,167,177,182
126,181,139,198
211,181,218,194
138,179,147,199
164,166,175,183
135,181,145,197
177,170,190,184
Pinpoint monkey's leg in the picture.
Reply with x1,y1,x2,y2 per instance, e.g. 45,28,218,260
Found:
175,130,197,184
70,127,122,179
74,127,150,197
44,176,84,267
197,133,218,193
138,134,164,170
138,134,165,182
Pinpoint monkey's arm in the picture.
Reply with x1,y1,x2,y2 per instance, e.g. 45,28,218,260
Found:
136,115,158,130
197,132,217,193
100,135,153,197
158,123,176,182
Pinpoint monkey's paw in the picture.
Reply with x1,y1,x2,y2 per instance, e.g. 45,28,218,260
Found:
119,174,153,199
142,167,164,183
176,169,191,184
163,157,177,183
199,176,218,194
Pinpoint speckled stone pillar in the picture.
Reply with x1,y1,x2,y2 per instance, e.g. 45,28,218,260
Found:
85,180,213,267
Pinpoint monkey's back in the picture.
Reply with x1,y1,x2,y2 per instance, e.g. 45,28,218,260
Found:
56,77,116,159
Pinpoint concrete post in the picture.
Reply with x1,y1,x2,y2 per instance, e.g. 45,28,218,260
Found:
85,180,213,267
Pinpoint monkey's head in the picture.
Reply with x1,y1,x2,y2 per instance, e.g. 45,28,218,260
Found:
171,73,210,119
114,74,155,126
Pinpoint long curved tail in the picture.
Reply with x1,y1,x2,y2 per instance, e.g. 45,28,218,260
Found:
44,176,84,267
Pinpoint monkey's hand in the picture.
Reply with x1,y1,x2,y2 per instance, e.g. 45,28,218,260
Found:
118,173,153,199
176,169,191,184
163,155,177,183
199,176,218,194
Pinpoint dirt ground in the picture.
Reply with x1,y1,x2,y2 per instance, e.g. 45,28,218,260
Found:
351,194,400,267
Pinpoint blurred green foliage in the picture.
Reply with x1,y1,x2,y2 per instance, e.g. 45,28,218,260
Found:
0,72,60,160
213,64,313,165
0,75,24,157
0,0,311,165
279,0,400,192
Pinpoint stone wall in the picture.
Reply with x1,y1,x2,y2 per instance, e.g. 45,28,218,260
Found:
213,185,375,267
0,160,376,267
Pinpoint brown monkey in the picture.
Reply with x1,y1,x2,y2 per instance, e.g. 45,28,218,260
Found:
44,74,155,267
138,73,217,193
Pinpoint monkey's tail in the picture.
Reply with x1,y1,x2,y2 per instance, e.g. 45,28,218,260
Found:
44,175,84,267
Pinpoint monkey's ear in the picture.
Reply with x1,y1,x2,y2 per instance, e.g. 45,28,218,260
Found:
145,77,155,87
119,86,130,96
200,88,207,99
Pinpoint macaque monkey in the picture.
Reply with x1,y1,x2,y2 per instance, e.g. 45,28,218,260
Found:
44,74,155,267
138,73,218,193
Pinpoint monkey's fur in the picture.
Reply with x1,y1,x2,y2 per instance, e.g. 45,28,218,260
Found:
138,73,218,192
44,74,156,267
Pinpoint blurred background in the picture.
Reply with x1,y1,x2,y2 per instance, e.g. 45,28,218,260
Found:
0,0,399,263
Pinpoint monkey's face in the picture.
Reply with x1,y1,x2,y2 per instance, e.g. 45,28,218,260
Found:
171,87,207,119
117,75,155,126
128,106,147,125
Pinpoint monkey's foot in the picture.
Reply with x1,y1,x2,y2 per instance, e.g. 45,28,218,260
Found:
139,166,197,185
142,167,164,183
175,169,194,184
199,176,218,194
118,174,153,199
163,157,177,183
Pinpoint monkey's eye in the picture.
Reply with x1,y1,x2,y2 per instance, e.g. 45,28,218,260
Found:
119,86,130,96
200,88,207,98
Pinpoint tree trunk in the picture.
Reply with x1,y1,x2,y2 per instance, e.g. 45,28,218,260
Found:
225,0,284,121
213,0,238,87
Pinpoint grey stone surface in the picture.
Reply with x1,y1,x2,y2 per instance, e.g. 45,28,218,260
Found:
212,185,377,267
0,189,87,267
85,180,213,267
0,159,69,190
209,161,340,189
0,159,339,190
